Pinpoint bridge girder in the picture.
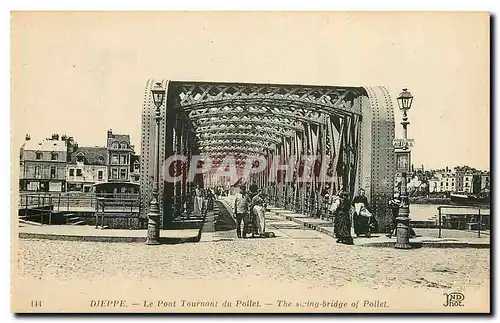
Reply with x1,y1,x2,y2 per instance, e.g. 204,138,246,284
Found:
198,132,282,145
196,125,295,138
192,117,304,132
175,82,363,117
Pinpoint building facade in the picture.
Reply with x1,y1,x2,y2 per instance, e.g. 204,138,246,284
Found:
66,147,108,192
107,130,134,182
102,129,139,194
427,166,489,195
463,172,475,193
19,134,73,192
480,171,490,194
428,169,456,193
130,155,140,184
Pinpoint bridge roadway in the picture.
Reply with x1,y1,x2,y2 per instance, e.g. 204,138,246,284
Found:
210,196,327,242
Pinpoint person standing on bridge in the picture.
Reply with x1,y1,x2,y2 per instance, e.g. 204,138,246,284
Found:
194,185,204,216
387,193,401,238
234,186,251,238
251,190,267,238
333,190,354,245
352,189,373,237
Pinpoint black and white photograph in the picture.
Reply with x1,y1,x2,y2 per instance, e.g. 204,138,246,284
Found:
10,11,490,313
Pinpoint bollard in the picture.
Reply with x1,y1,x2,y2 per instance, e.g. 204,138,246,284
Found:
478,209,481,238
438,207,442,238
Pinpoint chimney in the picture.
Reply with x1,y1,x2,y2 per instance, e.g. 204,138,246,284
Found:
107,129,113,138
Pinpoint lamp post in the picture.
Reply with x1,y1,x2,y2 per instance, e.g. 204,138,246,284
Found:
394,88,414,249
146,82,166,245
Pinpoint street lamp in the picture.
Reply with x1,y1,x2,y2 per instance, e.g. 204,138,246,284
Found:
146,82,166,245
394,88,414,249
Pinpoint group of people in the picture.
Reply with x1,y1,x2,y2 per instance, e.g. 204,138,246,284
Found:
330,188,377,245
233,185,268,239
213,186,230,198
196,183,409,244
191,186,216,216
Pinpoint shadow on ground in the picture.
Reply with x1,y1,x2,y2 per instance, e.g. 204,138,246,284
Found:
214,200,236,231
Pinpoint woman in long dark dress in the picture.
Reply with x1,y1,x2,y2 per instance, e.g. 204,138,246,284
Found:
352,189,372,237
333,191,354,245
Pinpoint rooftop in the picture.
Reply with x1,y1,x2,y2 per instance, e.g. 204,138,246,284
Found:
70,147,108,165
23,139,67,152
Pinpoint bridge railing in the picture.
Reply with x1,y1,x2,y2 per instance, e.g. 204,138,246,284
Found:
436,205,490,239
19,192,141,212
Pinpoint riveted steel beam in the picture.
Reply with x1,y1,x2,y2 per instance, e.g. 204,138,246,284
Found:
192,117,304,132
173,82,363,116
196,125,296,138
197,132,282,144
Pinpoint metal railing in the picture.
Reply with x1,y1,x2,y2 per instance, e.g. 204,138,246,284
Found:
19,192,141,212
19,192,142,227
437,205,490,238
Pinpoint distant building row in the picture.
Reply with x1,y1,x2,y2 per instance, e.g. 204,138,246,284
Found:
427,166,490,195
19,131,140,194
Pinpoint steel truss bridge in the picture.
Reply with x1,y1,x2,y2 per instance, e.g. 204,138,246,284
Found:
141,80,396,232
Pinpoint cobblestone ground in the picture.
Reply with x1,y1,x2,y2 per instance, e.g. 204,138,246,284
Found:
17,234,489,292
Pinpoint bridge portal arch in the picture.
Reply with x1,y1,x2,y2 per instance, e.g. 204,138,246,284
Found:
140,80,395,232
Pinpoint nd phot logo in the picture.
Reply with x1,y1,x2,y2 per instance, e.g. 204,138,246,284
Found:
443,292,465,307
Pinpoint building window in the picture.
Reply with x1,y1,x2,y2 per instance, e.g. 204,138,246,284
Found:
69,168,74,176
120,155,127,164
111,154,119,165
111,169,118,179
51,152,58,160
76,155,84,163
465,183,469,187
97,156,105,165
98,170,103,181
50,166,56,179
112,142,119,149
120,169,127,179
35,152,42,160
35,166,41,178
76,169,82,177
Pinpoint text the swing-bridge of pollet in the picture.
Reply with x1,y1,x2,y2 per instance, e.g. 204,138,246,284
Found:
141,80,396,232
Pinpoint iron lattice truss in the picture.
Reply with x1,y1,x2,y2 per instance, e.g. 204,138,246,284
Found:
141,80,396,232
169,82,366,166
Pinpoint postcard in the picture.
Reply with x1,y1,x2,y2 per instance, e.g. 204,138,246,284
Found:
11,11,490,313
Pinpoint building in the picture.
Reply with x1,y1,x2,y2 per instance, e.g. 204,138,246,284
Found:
463,172,475,193
427,169,455,193
107,129,134,182
66,147,108,192
130,155,140,184
100,129,139,194
480,171,490,194
19,134,74,192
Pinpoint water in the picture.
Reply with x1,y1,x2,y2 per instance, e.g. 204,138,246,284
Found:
410,204,490,221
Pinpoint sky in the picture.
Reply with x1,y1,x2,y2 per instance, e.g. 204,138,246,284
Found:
11,12,490,170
